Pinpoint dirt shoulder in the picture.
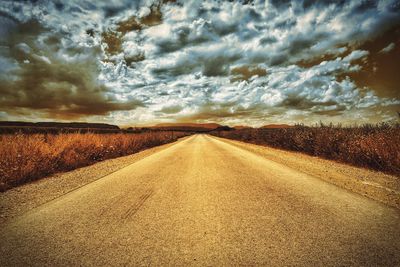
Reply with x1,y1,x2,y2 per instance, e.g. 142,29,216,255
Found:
1,134,399,266
1,134,398,227
0,138,187,224
215,136,400,209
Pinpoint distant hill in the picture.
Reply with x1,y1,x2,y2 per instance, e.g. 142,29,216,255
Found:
150,123,232,132
0,121,120,129
233,125,253,130
154,123,221,129
260,124,294,129
0,121,120,134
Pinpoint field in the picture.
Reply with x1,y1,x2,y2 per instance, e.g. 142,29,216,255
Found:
0,131,189,191
2,123,399,192
212,123,400,176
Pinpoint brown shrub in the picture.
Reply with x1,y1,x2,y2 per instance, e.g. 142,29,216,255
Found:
0,131,188,191
212,123,400,176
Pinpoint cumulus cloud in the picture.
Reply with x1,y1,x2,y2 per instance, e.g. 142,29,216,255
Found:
343,50,369,62
0,0,399,125
0,13,143,119
379,42,395,53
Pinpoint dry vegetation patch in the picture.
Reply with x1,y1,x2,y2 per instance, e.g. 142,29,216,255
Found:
212,123,400,176
0,131,188,191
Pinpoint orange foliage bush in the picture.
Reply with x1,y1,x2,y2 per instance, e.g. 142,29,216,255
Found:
212,123,400,176
0,131,188,191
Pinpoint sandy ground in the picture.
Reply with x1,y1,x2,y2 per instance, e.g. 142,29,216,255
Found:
1,134,399,266
215,136,400,209
0,139,184,224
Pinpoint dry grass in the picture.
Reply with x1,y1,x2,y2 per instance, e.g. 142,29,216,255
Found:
0,131,189,191
212,123,400,176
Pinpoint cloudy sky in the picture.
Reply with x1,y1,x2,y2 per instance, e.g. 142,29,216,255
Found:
0,0,399,126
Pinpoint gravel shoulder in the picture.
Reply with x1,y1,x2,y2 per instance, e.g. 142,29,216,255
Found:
1,135,399,266
215,136,400,209
2,134,399,226
0,137,188,224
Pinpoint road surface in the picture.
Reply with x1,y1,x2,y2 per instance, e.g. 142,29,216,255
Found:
1,135,399,266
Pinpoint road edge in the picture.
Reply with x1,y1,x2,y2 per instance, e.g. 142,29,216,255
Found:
210,135,400,210
0,136,192,224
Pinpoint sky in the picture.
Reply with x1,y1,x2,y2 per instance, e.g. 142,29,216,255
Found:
0,0,399,127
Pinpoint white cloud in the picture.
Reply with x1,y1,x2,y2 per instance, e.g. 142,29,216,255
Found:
343,50,369,62
379,42,395,53
1,0,399,125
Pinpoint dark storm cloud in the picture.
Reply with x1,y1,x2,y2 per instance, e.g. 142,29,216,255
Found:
0,0,399,125
279,97,338,111
152,47,241,78
230,65,267,82
155,25,211,54
178,101,271,125
285,32,330,57
269,0,291,10
258,36,277,45
301,0,346,9
153,14,242,56
158,105,183,114
0,52,144,118
0,16,143,119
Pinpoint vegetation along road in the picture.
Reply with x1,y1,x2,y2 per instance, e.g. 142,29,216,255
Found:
1,135,399,266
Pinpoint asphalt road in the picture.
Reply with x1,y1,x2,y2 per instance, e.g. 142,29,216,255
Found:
1,135,399,266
